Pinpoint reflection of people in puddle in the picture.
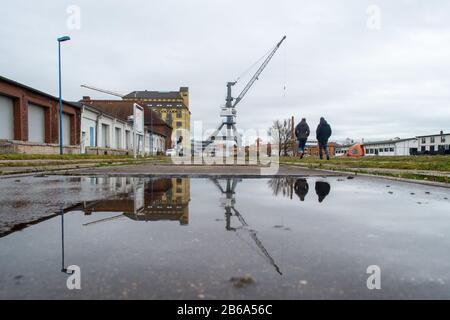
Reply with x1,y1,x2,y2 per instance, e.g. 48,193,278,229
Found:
315,181,331,203
294,179,309,201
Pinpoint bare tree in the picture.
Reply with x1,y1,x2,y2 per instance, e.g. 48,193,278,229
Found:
271,119,293,156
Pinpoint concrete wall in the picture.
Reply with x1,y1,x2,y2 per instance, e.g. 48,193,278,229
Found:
0,140,80,154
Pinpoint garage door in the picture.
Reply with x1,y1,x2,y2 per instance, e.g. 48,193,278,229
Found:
62,113,71,146
28,103,46,143
0,95,14,140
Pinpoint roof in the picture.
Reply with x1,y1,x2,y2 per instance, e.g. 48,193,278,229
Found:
416,132,449,138
0,75,81,109
363,137,417,146
123,89,187,100
76,102,130,124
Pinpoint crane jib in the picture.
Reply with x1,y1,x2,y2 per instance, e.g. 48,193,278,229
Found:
232,35,287,108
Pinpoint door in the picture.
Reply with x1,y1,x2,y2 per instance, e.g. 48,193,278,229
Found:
89,127,95,147
28,103,46,143
62,113,71,146
101,124,109,147
115,127,122,149
0,95,14,140
81,131,86,153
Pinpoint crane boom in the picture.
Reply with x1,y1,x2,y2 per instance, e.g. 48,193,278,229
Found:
232,35,286,108
81,84,124,98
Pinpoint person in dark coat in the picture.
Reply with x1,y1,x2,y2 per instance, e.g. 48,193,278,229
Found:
294,179,309,201
315,181,331,203
316,117,332,160
295,118,310,158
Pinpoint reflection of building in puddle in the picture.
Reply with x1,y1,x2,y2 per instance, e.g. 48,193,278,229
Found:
80,177,191,225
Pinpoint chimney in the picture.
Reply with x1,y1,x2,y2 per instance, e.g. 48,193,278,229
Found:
82,96,90,101
441,130,444,135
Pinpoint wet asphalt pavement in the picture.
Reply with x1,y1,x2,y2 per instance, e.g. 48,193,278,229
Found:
0,174,450,299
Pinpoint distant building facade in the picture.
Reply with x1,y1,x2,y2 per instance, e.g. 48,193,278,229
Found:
79,98,172,155
304,140,339,157
0,75,81,154
78,104,135,155
417,131,450,154
363,138,418,156
122,87,191,148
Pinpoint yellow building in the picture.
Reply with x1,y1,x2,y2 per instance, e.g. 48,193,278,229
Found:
123,87,191,147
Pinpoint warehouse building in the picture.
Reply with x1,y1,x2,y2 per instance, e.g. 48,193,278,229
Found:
417,131,450,154
79,98,172,155
0,75,81,154
363,137,418,156
77,103,135,155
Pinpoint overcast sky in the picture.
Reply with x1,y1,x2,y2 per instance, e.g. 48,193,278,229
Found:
1,0,449,142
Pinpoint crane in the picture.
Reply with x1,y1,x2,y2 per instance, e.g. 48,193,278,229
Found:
80,84,125,98
203,35,286,150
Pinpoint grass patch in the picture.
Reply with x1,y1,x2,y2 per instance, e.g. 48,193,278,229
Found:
353,170,450,184
0,154,138,161
281,155,450,171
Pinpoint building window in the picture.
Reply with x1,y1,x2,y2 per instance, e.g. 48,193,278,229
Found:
430,146,435,152
421,137,426,144
379,148,383,152
421,146,426,152
176,121,182,128
176,111,182,118
384,148,389,152
431,137,435,143
390,147,394,152
441,136,446,143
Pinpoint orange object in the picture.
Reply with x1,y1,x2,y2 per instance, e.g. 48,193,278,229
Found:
345,144,365,157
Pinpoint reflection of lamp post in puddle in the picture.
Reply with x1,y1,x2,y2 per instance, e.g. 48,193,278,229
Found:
60,209,73,275
211,178,282,275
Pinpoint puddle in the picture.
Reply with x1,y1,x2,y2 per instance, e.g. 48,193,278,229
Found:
0,176,450,299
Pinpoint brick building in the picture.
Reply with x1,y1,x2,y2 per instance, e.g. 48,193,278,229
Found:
0,75,81,154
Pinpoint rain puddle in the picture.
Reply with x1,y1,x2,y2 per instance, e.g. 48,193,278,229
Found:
0,176,450,299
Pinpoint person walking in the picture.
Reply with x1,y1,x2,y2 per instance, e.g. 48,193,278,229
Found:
316,117,332,160
295,118,310,159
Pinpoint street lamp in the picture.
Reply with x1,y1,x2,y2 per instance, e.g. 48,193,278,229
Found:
57,36,71,155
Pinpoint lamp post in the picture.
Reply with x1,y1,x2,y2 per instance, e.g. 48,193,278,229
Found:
57,36,71,155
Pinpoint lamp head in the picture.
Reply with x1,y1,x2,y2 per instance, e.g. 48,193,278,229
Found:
57,36,71,42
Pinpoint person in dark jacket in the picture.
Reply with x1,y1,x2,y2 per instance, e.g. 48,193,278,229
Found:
315,181,331,203
295,118,310,158
316,117,332,160
294,178,309,201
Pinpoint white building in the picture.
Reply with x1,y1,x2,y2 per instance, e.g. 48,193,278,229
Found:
80,104,136,155
80,103,168,156
363,138,419,156
417,131,450,154
335,145,352,157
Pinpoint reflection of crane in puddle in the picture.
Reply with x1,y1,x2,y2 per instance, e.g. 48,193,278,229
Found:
211,178,282,275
